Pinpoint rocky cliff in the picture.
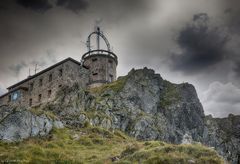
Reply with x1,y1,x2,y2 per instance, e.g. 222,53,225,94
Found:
0,68,239,163
204,114,240,163
0,106,63,141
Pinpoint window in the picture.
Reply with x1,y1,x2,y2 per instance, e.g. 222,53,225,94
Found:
39,78,43,87
38,94,42,102
92,73,98,76
108,60,113,68
30,83,34,91
59,69,63,77
92,58,97,62
12,91,19,101
109,74,113,82
29,98,32,106
58,85,62,88
8,95,11,102
49,74,52,82
48,90,52,98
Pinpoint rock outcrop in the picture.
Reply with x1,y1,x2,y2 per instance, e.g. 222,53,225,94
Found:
0,67,239,163
0,106,63,141
204,114,240,163
48,67,239,163
52,68,205,143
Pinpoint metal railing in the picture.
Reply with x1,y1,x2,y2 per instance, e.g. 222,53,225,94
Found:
82,49,118,64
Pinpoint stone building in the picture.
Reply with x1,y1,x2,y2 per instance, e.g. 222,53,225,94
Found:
0,27,118,107
82,27,118,88
0,58,89,107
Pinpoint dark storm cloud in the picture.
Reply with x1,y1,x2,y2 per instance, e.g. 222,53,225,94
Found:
224,10,240,35
16,0,89,13
87,0,151,22
56,0,89,13
234,62,240,77
170,13,229,74
16,0,52,12
8,62,27,76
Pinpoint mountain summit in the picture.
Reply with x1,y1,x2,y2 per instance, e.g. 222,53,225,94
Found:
0,68,239,163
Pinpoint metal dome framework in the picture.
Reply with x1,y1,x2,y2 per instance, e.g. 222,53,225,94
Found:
82,27,118,64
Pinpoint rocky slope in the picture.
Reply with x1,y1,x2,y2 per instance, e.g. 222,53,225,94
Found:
54,68,205,143
0,106,63,141
0,67,239,163
204,114,240,163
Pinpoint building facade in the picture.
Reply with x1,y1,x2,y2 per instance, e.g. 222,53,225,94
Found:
0,27,118,107
0,58,89,107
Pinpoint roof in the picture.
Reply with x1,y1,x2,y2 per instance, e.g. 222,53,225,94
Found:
0,86,28,98
7,57,81,90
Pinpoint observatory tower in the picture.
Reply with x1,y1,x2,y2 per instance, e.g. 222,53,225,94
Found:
82,27,118,88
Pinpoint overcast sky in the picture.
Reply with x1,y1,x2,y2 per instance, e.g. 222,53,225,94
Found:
0,0,239,117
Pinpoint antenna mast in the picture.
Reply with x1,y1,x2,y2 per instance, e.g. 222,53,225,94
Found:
34,64,39,74
96,26,100,50
28,68,31,77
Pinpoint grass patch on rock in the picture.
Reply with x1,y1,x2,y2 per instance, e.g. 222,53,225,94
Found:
160,80,181,108
29,107,57,120
89,75,129,94
120,141,224,164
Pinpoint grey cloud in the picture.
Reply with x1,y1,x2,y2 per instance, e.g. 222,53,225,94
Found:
193,13,209,21
234,62,240,77
8,62,27,76
202,81,240,117
87,0,152,23
0,87,5,95
30,53,57,69
170,13,229,74
8,52,57,77
16,0,52,12
222,0,240,35
56,0,89,13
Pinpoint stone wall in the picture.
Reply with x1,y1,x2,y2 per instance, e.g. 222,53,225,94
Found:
83,54,117,87
0,60,90,107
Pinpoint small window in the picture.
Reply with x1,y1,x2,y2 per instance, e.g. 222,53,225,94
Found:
49,74,52,82
92,58,97,62
48,90,52,98
58,85,62,88
92,73,98,76
12,91,19,101
29,98,32,106
108,60,113,68
39,78,43,87
38,94,42,102
8,95,11,102
59,69,63,77
30,83,34,91
109,74,113,82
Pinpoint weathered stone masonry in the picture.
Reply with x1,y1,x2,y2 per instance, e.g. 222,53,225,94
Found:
0,58,89,107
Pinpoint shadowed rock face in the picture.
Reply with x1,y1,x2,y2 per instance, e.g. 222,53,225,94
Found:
204,114,240,163
0,67,239,163
0,106,63,141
